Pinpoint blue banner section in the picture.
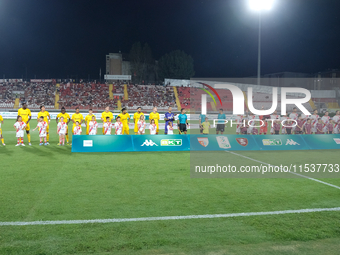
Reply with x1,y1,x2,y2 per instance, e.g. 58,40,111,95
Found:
72,134,340,153
190,135,259,151
302,134,340,150
252,135,310,151
71,135,133,153
132,135,190,152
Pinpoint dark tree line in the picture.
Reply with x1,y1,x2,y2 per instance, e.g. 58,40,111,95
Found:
129,42,195,84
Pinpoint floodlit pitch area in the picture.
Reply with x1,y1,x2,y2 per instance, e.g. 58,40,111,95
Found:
1,121,340,254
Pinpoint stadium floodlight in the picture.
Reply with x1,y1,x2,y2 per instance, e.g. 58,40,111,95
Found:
248,0,274,85
249,0,274,11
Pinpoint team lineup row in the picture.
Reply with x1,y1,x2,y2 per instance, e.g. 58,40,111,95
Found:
0,103,190,146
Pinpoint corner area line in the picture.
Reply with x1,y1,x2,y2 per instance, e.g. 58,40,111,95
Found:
225,151,340,190
1,207,340,226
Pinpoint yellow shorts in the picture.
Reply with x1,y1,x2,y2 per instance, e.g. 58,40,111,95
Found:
156,124,159,133
46,125,49,133
86,125,89,135
134,124,139,133
0,128,2,135
122,125,129,135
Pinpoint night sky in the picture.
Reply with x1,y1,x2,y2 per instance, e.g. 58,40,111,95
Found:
0,0,340,79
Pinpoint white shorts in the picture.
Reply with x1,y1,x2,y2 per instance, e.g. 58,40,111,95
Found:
16,131,24,138
312,125,317,133
322,126,328,133
281,128,286,134
89,131,96,135
236,127,241,133
59,132,66,135
333,127,339,134
138,128,145,134
270,127,274,134
39,132,47,138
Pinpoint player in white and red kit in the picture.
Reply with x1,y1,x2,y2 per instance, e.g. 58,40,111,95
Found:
32,116,49,145
235,115,243,134
14,116,27,146
281,113,289,134
88,116,98,135
289,108,298,133
332,110,340,134
137,115,146,135
321,111,330,133
103,117,113,135
247,113,256,134
270,110,280,134
149,119,157,135
167,121,174,135
73,121,82,135
310,109,319,134
57,116,67,145
114,116,123,135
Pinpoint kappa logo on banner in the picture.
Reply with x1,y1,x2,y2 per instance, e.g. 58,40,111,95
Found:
262,139,282,146
83,140,93,147
216,136,231,149
286,139,300,146
141,139,158,146
161,139,182,146
236,138,248,147
333,138,340,145
197,137,209,147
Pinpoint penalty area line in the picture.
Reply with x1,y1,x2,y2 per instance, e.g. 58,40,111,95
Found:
225,151,340,190
0,207,340,226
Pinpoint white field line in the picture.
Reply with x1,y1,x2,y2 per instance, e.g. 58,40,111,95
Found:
1,207,340,226
225,151,340,190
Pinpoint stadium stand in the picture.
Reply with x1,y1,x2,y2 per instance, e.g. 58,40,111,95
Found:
0,81,338,113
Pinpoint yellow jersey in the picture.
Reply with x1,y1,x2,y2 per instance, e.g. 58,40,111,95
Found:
101,111,114,122
133,112,144,124
202,122,210,134
18,108,32,123
117,113,130,126
85,114,96,125
0,115,3,127
72,113,84,124
149,112,160,125
57,113,71,123
37,111,50,124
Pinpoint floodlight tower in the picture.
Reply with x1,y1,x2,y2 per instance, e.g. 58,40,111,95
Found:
249,0,274,85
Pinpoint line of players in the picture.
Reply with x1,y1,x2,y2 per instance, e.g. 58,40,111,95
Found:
234,108,340,135
0,103,189,146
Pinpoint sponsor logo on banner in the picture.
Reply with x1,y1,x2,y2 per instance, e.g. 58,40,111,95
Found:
333,138,340,144
262,139,282,146
141,139,158,146
236,138,248,147
83,140,93,147
198,137,209,147
285,139,300,145
216,136,231,149
161,139,182,146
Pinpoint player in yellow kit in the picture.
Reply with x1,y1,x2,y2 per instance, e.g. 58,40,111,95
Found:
101,106,114,134
18,102,32,145
84,109,96,135
37,105,51,144
56,107,71,144
149,107,160,134
71,107,84,133
0,114,5,145
117,108,130,135
133,107,144,134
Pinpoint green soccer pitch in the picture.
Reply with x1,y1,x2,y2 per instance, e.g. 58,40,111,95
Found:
1,120,340,255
